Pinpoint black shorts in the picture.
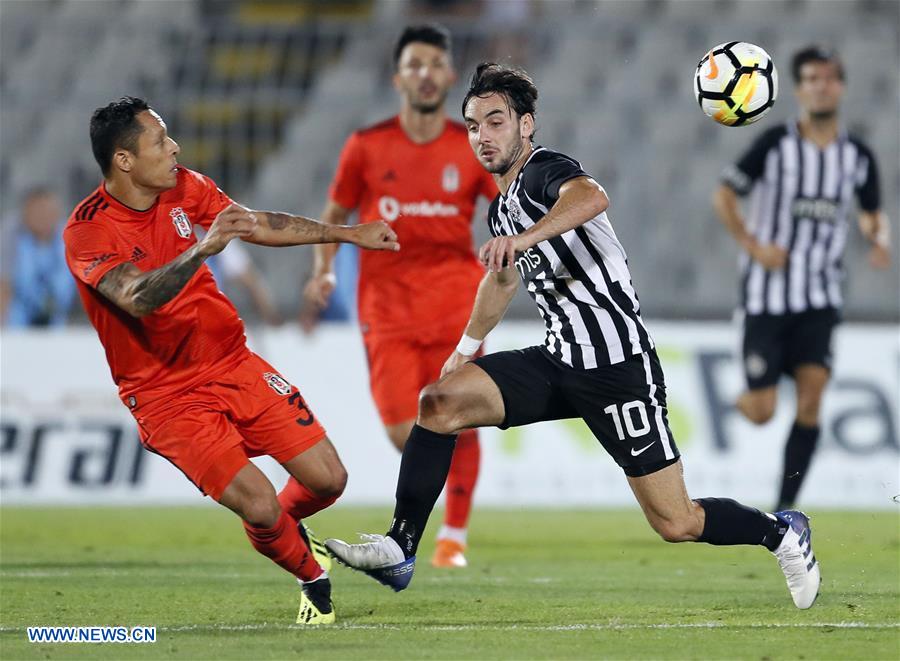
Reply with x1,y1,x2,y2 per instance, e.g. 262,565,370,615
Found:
742,307,840,390
472,346,680,477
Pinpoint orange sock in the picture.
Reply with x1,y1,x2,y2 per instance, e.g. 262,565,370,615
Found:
243,511,323,582
277,477,338,521
444,429,480,530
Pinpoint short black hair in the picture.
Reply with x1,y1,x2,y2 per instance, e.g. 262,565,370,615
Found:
462,62,538,136
90,96,151,176
392,23,451,69
791,45,845,84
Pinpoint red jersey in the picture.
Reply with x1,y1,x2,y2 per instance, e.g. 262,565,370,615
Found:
329,116,497,338
64,168,249,409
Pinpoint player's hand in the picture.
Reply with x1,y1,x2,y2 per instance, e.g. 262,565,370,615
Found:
303,272,336,310
351,221,400,251
199,204,258,256
750,242,787,270
868,244,891,270
479,235,524,273
441,350,474,378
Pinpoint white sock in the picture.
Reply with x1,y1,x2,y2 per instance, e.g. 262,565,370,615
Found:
436,524,467,546
298,571,328,586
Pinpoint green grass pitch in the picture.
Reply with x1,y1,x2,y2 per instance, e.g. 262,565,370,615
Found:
1,507,897,659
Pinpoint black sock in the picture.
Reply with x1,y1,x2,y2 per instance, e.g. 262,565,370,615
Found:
776,423,820,511
387,425,457,558
696,498,788,551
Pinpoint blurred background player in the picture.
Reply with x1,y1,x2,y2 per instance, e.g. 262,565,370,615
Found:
713,45,891,511
65,97,398,624
303,24,497,569
1,187,76,327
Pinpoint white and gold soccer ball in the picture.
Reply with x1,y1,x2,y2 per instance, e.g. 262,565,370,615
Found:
694,41,778,126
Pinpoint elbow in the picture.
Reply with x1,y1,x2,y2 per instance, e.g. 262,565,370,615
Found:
123,292,154,318
712,185,734,215
126,302,151,319
592,190,610,216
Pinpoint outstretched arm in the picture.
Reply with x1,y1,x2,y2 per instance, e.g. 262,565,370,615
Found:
441,266,518,377
245,207,397,252
479,177,608,272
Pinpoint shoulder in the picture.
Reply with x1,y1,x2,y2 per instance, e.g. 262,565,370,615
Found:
749,124,790,152
69,187,109,224
521,148,587,182
175,167,216,192
527,147,584,170
846,133,877,161
355,116,400,140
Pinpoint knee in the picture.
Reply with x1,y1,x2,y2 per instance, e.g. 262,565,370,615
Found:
746,406,775,425
739,393,776,425
649,514,701,544
310,465,347,500
240,494,282,529
418,383,464,434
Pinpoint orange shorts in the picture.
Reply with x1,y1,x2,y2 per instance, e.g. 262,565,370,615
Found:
132,352,326,501
363,333,479,426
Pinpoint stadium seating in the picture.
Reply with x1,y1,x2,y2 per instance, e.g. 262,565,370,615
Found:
0,0,896,321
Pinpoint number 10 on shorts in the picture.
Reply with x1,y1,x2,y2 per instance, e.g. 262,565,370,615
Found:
603,401,651,440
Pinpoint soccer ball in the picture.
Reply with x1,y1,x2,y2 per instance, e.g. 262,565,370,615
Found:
694,41,778,127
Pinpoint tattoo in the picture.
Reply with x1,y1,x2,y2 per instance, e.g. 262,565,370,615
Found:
257,211,328,245
265,212,290,230
97,245,207,317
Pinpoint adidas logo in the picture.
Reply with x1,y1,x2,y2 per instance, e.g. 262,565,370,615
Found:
130,246,148,263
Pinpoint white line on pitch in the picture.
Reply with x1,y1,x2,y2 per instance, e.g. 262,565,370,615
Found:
3,622,897,633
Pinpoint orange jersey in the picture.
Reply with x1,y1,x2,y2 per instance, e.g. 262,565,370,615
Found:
64,168,249,409
329,116,497,338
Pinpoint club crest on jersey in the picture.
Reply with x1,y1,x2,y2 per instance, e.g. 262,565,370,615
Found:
442,164,459,192
170,207,192,239
263,372,293,396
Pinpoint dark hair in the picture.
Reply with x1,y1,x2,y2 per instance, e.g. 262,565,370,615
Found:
462,62,538,134
791,45,845,84
392,23,451,69
90,96,151,176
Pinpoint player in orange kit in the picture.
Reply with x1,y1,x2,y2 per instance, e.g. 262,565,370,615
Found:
304,24,497,568
64,97,398,624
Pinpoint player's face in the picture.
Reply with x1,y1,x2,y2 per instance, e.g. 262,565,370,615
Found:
464,93,533,175
124,110,181,190
393,42,455,113
795,61,844,119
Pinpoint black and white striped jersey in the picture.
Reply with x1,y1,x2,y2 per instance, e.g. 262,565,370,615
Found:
722,120,881,315
488,146,654,369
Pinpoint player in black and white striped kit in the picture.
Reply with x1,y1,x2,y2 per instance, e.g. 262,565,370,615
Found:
327,63,821,609
713,46,892,511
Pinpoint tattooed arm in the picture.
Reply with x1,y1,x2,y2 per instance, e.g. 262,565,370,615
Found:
245,210,399,252
97,204,257,318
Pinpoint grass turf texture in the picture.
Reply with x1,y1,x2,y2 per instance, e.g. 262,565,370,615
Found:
1,507,897,659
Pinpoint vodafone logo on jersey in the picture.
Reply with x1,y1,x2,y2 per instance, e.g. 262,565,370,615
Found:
377,196,460,222
169,207,192,239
